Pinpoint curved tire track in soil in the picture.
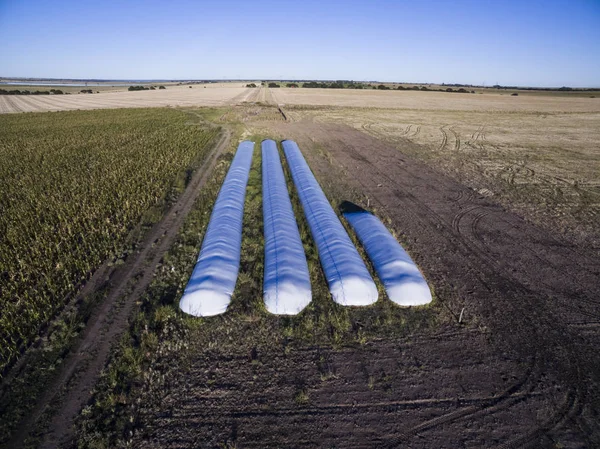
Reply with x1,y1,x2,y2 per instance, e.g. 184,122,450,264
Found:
438,125,449,151
498,388,581,449
5,127,231,449
389,356,541,445
449,126,461,151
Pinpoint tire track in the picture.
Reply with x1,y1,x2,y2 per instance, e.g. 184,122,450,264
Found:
449,126,461,151
410,124,421,138
438,125,449,151
171,390,540,420
498,368,585,449
387,357,541,445
471,210,490,244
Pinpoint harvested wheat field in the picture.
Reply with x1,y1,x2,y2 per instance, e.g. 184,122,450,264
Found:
271,87,600,112
268,89,600,249
0,83,255,114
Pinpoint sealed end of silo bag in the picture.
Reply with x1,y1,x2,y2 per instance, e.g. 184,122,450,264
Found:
179,141,255,317
179,289,231,317
282,140,377,307
341,201,432,307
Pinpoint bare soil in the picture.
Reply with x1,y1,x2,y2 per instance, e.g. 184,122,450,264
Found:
131,121,600,448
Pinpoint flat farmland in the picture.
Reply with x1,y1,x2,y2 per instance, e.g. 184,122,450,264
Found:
2,91,600,448
268,89,600,248
0,83,254,114
272,87,600,112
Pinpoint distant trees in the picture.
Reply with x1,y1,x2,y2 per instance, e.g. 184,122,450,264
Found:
301,81,367,89
80,89,93,94
128,85,150,91
268,82,280,88
377,84,391,90
159,85,166,89
246,83,257,88
0,88,64,95
286,83,298,88
302,82,324,88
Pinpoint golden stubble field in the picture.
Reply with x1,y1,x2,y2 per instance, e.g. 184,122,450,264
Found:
0,83,255,113
266,88,600,246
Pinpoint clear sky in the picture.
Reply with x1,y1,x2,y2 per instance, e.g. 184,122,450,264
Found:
1,0,599,87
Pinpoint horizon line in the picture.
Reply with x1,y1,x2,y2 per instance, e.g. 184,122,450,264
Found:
1,76,599,90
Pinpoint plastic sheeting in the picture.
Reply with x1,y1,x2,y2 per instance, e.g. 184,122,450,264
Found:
179,141,255,317
343,209,432,306
282,140,378,306
262,140,312,315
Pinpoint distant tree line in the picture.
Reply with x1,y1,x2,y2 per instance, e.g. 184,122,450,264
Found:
0,88,65,95
302,81,366,89
395,85,475,93
268,82,280,88
490,84,599,92
246,83,257,88
128,85,165,91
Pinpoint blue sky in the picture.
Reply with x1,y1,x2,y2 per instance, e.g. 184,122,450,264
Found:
1,0,599,87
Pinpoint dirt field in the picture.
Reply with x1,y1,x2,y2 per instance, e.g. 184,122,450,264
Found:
0,83,254,114
126,119,600,448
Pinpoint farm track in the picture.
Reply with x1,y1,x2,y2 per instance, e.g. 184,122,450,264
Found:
261,120,600,447
438,125,449,151
449,126,461,151
5,126,232,449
